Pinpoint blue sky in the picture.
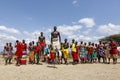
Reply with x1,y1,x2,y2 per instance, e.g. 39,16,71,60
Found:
0,0,120,50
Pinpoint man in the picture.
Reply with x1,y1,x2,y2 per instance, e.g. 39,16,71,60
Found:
38,32,46,61
63,39,69,64
51,26,61,50
8,43,13,64
51,26,61,63
3,43,9,65
109,39,118,64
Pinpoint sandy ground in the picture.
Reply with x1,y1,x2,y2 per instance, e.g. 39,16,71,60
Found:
0,56,120,80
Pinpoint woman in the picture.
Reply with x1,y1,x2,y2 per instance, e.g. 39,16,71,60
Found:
87,42,93,63
92,43,97,63
79,41,85,63
15,40,22,66
28,42,35,64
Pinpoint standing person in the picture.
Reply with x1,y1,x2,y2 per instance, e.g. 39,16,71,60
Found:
49,45,55,63
60,43,64,64
51,26,61,63
70,39,77,64
92,43,97,63
44,44,49,62
75,41,79,63
3,43,9,65
103,43,107,63
98,41,105,63
22,40,27,55
35,42,41,64
84,42,88,62
63,39,69,64
109,40,118,64
38,32,46,61
8,43,13,64
15,40,22,66
79,41,85,63
28,42,35,64
21,40,27,64
87,42,93,63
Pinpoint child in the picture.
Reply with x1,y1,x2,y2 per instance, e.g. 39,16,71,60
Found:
44,44,49,62
50,45,55,63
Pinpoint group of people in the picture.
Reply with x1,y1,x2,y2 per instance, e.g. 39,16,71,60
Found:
3,26,119,66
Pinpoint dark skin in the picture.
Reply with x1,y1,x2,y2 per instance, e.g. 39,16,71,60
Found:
22,40,27,51
63,39,69,64
38,32,45,42
9,43,13,64
51,26,61,43
4,43,9,65
4,43,9,51
38,32,45,61
79,41,85,50
63,39,69,49
70,39,75,48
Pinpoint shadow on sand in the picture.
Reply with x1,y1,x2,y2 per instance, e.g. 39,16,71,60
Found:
47,65,57,69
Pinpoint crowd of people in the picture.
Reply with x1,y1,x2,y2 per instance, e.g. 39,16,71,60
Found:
2,26,119,66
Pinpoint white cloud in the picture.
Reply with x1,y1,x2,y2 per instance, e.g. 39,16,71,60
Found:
58,25,82,36
0,33,17,41
0,33,19,51
72,0,78,4
76,35,104,43
79,18,95,27
97,23,120,35
23,31,31,36
0,25,21,34
83,29,92,35
72,0,79,6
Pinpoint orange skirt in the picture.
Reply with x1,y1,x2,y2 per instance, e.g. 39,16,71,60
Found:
29,51,34,61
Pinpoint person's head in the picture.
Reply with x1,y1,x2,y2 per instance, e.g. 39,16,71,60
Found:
50,44,53,49
22,40,25,43
88,42,91,45
32,41,34,45
54,26,57,31
92,43,94,46
95,44,98,47
84,42,87,46
75,41,78,45
41,32,43,36
16,40,19,43
64,38,67,42
99,41,102,44
81,41,83,44
9,42,12,46
72,39,75,43
29,42,32,46
6,43,8,46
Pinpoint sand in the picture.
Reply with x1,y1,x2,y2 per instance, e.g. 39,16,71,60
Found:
0,56,120,80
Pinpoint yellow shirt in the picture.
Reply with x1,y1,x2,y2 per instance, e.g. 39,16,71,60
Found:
71,43,76,52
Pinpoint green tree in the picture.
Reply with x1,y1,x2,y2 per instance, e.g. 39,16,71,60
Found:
99,34,120,46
